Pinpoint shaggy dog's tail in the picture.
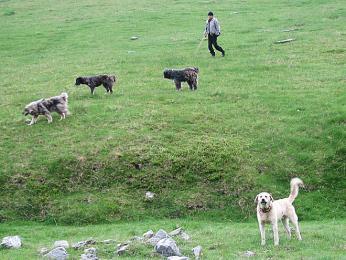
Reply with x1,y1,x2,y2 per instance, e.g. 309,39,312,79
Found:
60,92,68,102
288,178,304,203
110,75,116,82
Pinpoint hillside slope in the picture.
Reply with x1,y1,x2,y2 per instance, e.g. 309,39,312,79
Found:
0,0,345,224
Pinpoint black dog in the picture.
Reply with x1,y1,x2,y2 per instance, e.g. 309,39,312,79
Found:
163,67,199,90
75,75,117,94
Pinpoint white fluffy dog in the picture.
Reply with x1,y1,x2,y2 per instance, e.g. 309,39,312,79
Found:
255,178,304,246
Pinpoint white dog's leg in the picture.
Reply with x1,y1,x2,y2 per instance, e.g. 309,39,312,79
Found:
259,221,266,246
289,211,302,240
46,114,53,123
60,113,65,120
28,116,37,125
282,217,291,239
272,220,279,246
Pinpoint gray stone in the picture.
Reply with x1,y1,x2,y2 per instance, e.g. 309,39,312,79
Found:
1,235,21,249
39,247,50,255
148,229,169,246
101,239,116,244
180,232,190,241
145,191,155,200
117,243,129,256
72,239,96,250
53,240,69,249
44,247,69,260
192,245,202,259
130,36,139,40
167,257,189,260
80,247,98,260
243,250,256,257
169,228,183,237
130,236,143,242
143,230,154,239
154,237,180,257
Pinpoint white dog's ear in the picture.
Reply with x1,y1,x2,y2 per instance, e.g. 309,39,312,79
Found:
269,194,274,201
254,195,259,204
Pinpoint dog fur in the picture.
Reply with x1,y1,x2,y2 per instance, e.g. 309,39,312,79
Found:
254,178,304,246
163,67,199,90
23,92,69,125
75,74,117,94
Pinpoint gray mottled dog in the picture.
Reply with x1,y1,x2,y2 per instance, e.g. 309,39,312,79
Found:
163,67,199,90
75,74,117,94
23,92,69,125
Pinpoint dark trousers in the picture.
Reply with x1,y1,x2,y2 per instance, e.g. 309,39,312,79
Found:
208,34,224,56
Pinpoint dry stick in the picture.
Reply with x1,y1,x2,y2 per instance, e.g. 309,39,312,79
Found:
194,36,207,55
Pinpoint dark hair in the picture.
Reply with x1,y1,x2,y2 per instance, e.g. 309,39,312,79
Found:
208,11,213,16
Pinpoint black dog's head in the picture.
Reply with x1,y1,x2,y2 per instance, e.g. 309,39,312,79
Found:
163,69,173,79
75,77,84,85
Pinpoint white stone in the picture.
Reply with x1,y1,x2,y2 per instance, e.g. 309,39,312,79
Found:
169,228,183,236
0,235,21,249
145,191,155,200
53,240,69,249
143,230,154,239
243,250,256,257
167,257,189,260
192,245,202,259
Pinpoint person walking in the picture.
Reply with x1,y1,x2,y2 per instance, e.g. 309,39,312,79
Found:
204,11,225,57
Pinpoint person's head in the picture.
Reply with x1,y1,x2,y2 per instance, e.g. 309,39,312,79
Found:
208,11,213,20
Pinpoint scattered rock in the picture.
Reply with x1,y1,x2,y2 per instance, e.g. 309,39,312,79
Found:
154,237,180,257
148,229,169,246
274,38,295,44
44,247,69,260
180,232,190,241
72,239,96,250
145,191,155,200
243,250,256,257
192,245,202,259
167,257,189,260
117,243,129,256
282,28,299,32
130,236,143,242
101,239,116,244
143,230,154,239
39,247,50,255
53,240,69,249
169,228,183,237
81,247,98,260
130,36,139,40
0,235,21,249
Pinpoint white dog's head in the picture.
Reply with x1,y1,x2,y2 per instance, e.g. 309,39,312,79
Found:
255,192,273,209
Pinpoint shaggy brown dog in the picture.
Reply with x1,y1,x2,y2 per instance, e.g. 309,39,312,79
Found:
163,67,199,90
75,74,117,94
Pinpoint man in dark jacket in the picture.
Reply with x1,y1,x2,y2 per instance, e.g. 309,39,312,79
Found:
204,11,225,57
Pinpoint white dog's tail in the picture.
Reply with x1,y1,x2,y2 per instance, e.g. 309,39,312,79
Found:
288,177,304,203
61,92,68,102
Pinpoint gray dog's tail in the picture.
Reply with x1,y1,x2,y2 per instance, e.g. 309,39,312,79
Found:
288,178,304,203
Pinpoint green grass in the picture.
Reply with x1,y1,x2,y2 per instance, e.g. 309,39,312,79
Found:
1,219,345,259
0,0,345,224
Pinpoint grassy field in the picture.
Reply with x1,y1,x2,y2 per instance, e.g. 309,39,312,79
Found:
1,219,345,259
0,0,345,225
